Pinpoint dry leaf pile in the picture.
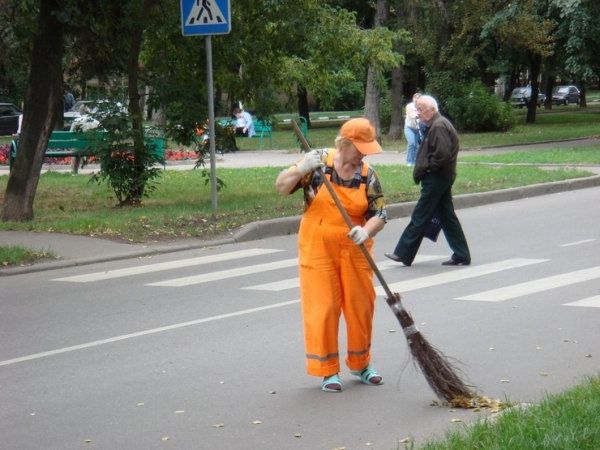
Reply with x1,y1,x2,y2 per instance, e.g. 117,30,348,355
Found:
431,395,516,412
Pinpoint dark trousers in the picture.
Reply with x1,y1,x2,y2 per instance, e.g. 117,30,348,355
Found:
393,172,470,264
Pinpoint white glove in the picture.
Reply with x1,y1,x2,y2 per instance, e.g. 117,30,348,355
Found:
296,150,324,176
347,226,369,245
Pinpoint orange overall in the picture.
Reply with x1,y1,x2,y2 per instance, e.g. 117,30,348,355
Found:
298,152,376,377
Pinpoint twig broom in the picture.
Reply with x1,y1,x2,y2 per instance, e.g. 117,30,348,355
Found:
292,120,474,401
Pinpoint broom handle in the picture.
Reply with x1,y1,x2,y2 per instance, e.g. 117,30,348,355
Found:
291,120,396,299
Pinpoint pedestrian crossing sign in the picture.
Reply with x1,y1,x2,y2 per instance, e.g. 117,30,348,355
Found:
180,0,231,36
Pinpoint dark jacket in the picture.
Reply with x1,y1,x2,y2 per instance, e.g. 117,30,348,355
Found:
413,112,460,184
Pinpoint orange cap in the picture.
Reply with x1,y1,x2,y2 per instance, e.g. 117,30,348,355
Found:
340,118,382,155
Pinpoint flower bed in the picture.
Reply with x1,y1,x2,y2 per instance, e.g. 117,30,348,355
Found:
0,144,197,166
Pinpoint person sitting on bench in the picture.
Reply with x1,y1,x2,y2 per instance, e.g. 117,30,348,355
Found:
233,107,255,138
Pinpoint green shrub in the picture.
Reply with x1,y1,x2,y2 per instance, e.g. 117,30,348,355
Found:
87,104,165,206
427,74,516,133
442,82,515,132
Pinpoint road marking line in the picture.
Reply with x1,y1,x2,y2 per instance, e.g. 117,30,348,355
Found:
458,267,600,302
52,248,282,282
376,259,547,295
244,278,299,291
560,239,596,247
0,300,300,367
243,255,447,291
147,259,299,287
564,295,600,308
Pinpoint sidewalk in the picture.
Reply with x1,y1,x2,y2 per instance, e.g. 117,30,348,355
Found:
2,139,600,276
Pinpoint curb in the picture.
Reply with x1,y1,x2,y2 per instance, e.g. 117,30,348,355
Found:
460,136,600,151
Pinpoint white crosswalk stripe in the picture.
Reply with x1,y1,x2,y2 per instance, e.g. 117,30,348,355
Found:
52,248,282,283
564,295,600,308
147,258,298,287
457,266,600,302
49,249,600,308
375,258,548,295
243,254,447,291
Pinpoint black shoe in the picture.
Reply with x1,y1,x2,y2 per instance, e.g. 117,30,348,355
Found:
384,253,412,266
441,258,471,266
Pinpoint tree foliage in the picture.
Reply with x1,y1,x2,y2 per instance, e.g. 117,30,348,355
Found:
2,0,598,221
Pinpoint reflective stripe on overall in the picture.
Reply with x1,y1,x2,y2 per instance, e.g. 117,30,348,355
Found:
298,150,375,377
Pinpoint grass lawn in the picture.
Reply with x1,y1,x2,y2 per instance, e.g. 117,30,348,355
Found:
226,102,600,152
416,374,600,450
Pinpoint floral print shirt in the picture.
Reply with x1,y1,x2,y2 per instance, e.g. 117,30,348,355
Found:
290,148,387,222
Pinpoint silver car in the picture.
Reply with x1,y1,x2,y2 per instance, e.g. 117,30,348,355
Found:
510,87,545,108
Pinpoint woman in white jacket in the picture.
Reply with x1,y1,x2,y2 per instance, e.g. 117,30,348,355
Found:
404,93,421,166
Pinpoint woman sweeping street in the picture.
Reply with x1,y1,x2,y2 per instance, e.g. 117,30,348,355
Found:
275,118,387,393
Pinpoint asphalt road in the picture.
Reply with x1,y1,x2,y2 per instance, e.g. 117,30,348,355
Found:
1,185,599,450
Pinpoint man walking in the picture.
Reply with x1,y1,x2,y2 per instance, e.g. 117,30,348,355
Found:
385,94,471,266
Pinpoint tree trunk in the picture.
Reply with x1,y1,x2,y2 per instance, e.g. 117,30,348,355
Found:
215,84,223,116
364,66,380,134
432,0,454,74
297,85,310,126
526,54,541,124
543,72,553,109
364,0,389,140
1,0,65,222
579,82,586,107
126,0,158,204
387,62,404,140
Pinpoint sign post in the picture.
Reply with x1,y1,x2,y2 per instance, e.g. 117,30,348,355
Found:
180,0,231,211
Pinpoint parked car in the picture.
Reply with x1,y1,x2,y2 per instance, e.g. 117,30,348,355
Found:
0,102,23,136
510,87,546,108
552,85,580,106
64,99,127,128
64,100,91,120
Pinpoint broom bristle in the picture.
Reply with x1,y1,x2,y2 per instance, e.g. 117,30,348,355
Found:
386,293,475,401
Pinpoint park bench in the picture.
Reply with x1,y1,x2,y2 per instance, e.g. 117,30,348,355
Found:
253,120,273,149
9,129,166,172
217,118,273,150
